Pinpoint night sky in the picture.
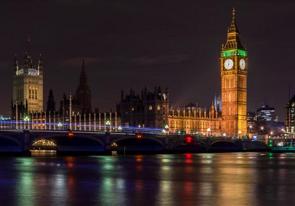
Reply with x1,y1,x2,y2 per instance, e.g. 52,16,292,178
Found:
0,0,294,120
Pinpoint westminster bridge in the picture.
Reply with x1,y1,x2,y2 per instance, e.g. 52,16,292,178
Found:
0,129,270,154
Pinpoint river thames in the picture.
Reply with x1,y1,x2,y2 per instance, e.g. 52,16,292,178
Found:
0,152,294,206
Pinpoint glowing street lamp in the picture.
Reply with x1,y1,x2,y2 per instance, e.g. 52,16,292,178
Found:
163,124,169,135
57,122,63,128
105,120,111,126
105,120,111,133
23,115,30,122
164,124,169,130
207,128,211,137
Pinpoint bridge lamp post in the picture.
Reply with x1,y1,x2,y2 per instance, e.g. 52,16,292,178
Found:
238,130,242,139
105,120,111,133
269,131,274,139
248,125,253,134
57,122,63,130
164,124,169,135
23,115,30,130
207,128,211,137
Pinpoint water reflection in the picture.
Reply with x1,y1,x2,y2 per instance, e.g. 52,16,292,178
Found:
2,153,295,205
16,158,35,206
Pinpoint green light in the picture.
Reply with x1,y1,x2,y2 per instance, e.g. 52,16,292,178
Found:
222,49,247,58
268,139,273,147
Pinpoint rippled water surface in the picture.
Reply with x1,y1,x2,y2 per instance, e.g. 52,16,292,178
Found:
1,153,295,206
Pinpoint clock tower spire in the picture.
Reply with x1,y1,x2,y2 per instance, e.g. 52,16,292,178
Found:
220,8,248,137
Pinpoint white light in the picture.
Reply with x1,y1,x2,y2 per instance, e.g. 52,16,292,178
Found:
207,128,211,132
260,126,264,130
105,120,111,126
238,130,241,134
57,122,63,128
118,126,122,131
164,124,169,129
222,133,226,137
23,116,30,121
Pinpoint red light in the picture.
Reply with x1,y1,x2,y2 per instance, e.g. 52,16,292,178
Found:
185,153,192,159
185,135,193,144
136,133,143,139
67,130,74,138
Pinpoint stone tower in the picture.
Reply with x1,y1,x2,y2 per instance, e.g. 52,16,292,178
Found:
12,44,44,113
74,59,92,113
220,9,248,136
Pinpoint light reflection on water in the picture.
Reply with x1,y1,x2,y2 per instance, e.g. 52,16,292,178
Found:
1,153,295,205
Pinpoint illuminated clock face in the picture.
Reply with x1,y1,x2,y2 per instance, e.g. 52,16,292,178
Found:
224,59,234,70
239,59,246,70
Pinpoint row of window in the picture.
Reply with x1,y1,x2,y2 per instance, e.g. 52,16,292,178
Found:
29,89,38,100
222,77,246,89
130,105,162,112
169,120,220,130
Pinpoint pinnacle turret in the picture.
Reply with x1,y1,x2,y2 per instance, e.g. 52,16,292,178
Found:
222,8,245,50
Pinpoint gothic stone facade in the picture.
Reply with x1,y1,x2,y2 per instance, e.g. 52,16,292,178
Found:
12,52,43,113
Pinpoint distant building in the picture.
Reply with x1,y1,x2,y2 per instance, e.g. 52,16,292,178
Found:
286,95,295,133
247,104,283,135
256,105,277,122
46,89,56,113
117,87,169,128
73,59,92,113
12,47,44,114
60,59,92,114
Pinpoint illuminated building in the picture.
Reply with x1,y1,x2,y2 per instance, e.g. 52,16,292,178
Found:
12,46,44,113
220,8,248,136
286,95,295,133
117,9,248,137
168,103,221,135
169,9,248,136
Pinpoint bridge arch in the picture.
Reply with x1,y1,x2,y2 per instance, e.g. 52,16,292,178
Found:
31,134,105,147
113,136,165,146
31,139,57,150
111,136,165,153
209,140,241,151
0,134,22,147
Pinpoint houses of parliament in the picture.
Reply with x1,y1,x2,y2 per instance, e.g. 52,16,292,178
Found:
11,9,248,137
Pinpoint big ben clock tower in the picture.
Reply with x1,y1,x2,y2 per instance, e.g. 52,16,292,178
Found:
221,9,248,137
